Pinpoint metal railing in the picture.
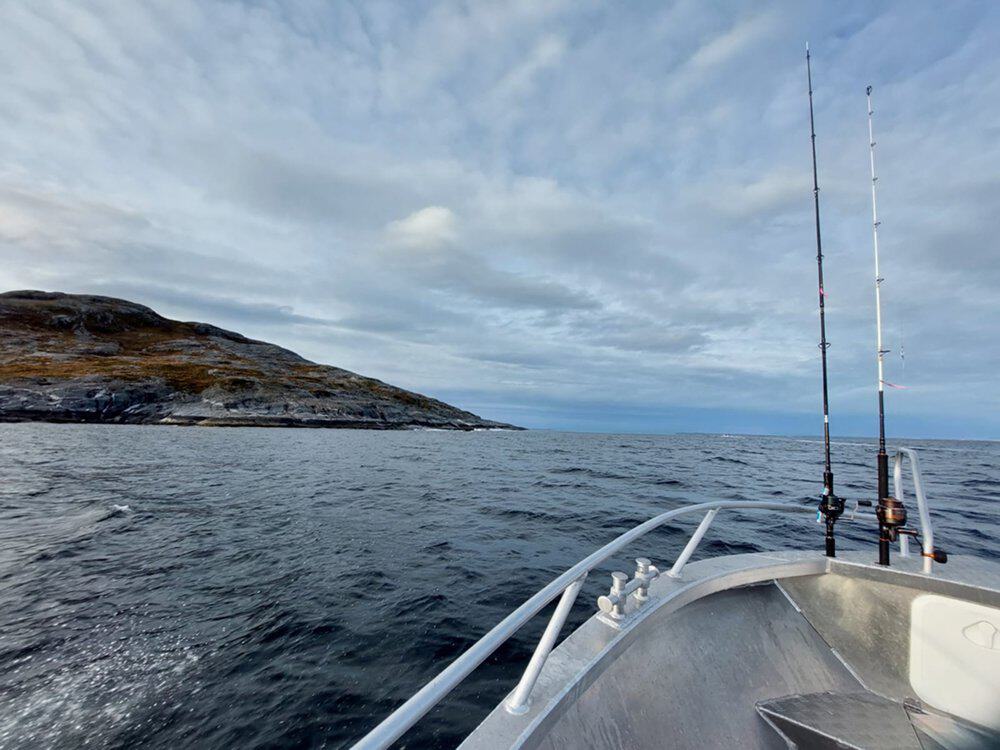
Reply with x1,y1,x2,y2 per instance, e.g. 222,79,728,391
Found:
351,448,942,749
350,500,817,750
893,446,936,572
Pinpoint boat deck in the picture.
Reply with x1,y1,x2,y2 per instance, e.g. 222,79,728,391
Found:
460,551,1000,749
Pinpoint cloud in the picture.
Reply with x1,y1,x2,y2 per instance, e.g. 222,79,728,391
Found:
386,206,458,249
494,34,567,100
688,12,778,70
707,168,813,220
1,0,998,436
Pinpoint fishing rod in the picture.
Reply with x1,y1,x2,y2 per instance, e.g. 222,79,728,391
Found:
867,85,906,565
806,45,843,557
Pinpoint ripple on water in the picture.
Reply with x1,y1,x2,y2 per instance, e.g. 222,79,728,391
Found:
0,426,996,749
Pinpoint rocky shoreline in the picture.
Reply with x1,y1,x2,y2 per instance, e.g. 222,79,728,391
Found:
0,291,518,431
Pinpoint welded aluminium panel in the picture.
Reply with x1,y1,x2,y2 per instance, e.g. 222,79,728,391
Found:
910,594,1000,731
757,691,922,749
531,583,861,750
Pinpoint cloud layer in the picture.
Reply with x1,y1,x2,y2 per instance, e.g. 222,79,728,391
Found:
1,0,998,438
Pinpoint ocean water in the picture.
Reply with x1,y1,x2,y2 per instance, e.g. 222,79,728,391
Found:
0,425,996,749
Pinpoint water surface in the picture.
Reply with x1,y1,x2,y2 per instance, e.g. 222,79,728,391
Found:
0,425,996,748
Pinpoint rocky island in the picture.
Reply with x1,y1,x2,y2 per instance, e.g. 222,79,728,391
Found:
0,290,516,430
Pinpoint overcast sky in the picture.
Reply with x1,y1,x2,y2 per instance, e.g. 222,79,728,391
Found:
1,1,998,438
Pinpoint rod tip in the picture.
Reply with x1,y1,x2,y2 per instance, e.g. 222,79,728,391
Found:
866,84,873,95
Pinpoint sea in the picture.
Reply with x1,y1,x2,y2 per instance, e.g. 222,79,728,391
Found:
0,424,996,749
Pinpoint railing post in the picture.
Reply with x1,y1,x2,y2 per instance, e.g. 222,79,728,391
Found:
504,573,588,715
896,448,936,573
902,448,934,573
668,508,718,578
893,452,910,556
892,451,904,506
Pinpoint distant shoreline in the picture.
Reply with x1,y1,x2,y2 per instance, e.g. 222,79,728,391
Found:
0,414,523,431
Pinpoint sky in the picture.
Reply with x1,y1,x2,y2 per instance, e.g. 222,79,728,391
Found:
1,1,998,439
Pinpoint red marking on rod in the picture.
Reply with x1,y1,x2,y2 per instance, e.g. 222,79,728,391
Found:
882,380,908,389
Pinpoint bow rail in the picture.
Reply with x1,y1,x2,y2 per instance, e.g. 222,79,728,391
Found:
352,447,941,750
350,499,817,750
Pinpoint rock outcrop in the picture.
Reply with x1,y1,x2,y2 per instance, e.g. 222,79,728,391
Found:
0,291,516,430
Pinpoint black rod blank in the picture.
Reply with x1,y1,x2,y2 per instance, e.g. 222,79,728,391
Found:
806,45,843,556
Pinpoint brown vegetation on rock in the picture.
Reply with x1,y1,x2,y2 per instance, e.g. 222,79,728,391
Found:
0,291,515,430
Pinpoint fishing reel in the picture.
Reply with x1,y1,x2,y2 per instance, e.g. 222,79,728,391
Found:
876,495,906,537
819,491,844,521
876,500,949,565
876,495,906,565
818,471,844,558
